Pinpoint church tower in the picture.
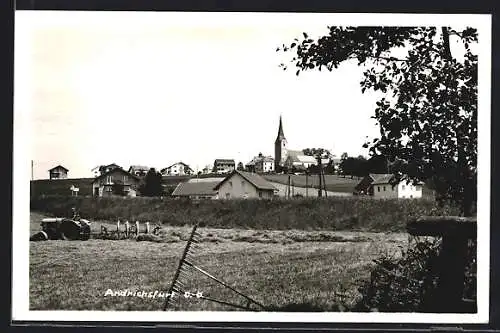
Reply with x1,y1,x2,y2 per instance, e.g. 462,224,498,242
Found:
274,115,288,172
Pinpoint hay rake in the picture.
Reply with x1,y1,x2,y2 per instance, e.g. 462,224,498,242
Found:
163,223,267,311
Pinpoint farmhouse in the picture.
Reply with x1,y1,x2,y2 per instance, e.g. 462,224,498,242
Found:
48,165,68,180
214,170,277,199
245,153,275,173
92,167,140,197
355,173,423,199
92,163,121,177
128,165,150,177
161,162,194,176
213,159,236,174
171,178,222,200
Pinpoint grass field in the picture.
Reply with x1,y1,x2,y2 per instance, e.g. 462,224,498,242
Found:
29,212,407,311
263,174,360,193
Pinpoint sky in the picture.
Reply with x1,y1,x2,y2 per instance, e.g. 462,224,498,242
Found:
14,12,482,179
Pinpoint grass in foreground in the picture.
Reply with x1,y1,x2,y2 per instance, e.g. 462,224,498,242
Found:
29,213,406,311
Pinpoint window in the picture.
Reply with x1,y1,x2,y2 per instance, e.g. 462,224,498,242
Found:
229,181,233,187
377,186,380,192
383,186,386,191
402,185,405,190
259,191,262,198
225,193,230,199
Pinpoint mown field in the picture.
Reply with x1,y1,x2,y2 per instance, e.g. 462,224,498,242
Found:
29,212,408,311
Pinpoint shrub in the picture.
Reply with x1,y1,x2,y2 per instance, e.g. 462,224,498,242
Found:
353,237,477,312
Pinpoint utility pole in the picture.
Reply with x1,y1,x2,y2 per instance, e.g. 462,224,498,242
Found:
306,172,309,197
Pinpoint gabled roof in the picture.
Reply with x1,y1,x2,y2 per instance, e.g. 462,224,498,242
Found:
48,165,68,172
213,170,276,191
128,165,149,171
371,174,396,185
188,177,224,183
93,167,141,182
214,159,235,164
172,181,220,197
163,162,194,171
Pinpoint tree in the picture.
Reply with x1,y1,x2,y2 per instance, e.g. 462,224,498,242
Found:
303,148,331,196
237,162,244,171
279,27,477,216
139,168,164,197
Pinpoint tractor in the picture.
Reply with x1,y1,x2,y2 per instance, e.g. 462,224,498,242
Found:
30,208,91,241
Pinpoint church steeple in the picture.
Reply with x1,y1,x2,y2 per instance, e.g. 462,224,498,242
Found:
274,115,288,172
275,115,286,143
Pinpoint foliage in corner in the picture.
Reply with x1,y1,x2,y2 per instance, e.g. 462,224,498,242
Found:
278,27,478,216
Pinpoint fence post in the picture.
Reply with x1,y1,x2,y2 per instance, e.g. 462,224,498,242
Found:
125,221,129,237
117,220,120,233
135,221,140,236
407,216,476,313
146,222,150,234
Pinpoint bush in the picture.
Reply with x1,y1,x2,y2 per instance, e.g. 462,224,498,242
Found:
353,237,477,312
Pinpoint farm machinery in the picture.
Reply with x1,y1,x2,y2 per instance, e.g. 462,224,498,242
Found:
30,209,91,241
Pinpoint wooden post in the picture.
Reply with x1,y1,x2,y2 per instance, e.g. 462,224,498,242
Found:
125,221,129,237
407,216,476,313
116,220,120,232
306,173,308,197
146,222,150,234
135,221,140,236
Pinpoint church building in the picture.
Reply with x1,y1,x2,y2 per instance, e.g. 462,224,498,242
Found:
274,116,332,173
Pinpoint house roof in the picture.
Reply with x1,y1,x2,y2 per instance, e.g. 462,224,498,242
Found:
187,177,224,183
93,167,141,183
163,162,194,171
48,165,68,172
172,181,220,196
129,165,149,171
214,159,235,164
371,174,396,185
213,170,276,191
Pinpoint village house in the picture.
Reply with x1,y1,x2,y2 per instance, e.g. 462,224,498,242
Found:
128,165,150,177
48,165,68,180
245,153,274,173
171,178,223,200
161,162,194,176
213,170,277,199
213,159,236,174
92,163,121,177
284,151,330,172
355,173,424,199
92,167,141,197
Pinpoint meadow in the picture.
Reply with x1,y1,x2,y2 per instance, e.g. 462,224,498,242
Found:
29,212,408,311
262,174,360,193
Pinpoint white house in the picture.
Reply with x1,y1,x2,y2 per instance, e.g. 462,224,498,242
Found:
246,153,275,173
161,162,194,176
213,170,277,199
284,150,330,172
371,174,424,199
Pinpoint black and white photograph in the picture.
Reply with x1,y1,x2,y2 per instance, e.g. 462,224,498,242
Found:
12,11,491,323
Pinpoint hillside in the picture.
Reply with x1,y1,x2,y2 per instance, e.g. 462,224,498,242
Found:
262,174,360,193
